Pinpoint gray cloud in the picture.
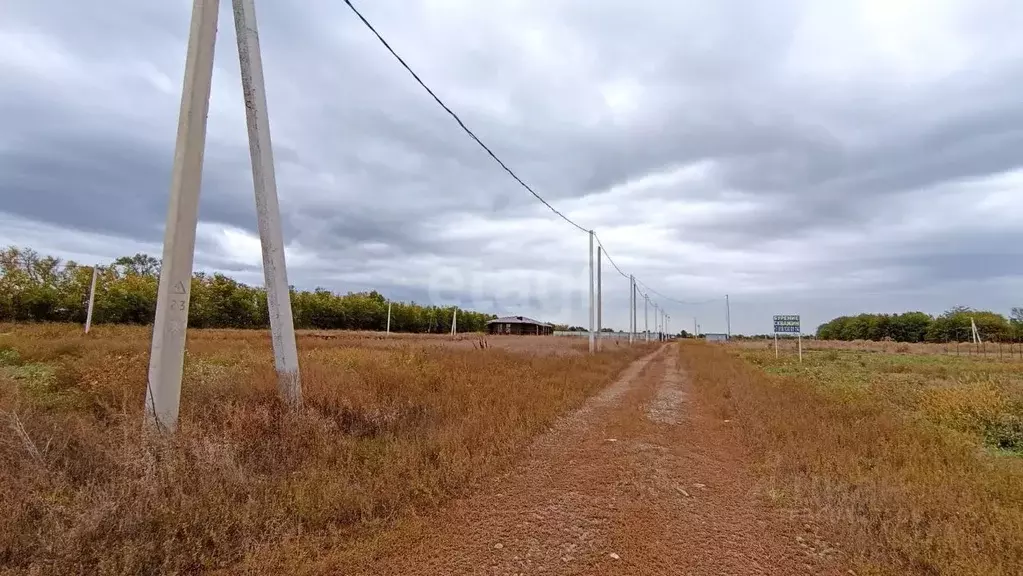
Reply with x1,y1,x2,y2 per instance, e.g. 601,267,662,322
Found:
2,0,1023,334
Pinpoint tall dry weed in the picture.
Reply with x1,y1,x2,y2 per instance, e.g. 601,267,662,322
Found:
680,343,1023,575
0,324,651,574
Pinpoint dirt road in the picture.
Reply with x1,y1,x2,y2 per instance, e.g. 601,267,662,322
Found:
345,345,847,575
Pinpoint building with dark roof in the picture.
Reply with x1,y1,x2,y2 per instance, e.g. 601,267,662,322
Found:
486,315,554,335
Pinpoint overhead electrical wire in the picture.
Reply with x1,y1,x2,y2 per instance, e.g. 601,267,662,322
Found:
342,0,704,314
593,234,629,279
341,0,588,234
635,278,720,307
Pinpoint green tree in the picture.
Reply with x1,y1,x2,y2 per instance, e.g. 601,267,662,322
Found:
818,312,935,343
0,245,499,333
925,307,1011,342
1011,308,1023,340
113,253,160,277
892,312,932,342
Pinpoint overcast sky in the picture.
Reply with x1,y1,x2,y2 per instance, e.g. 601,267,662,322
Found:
2,0,1021,334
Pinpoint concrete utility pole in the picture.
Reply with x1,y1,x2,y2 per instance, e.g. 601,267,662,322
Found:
653,303,659,341
726,294,731,339
451,307,457,336
146,0,220,432
233,0,301,406
644,294,649,342
633,278,638,343
147,0,306,431
694,318,698,338
596,246,602,351
588,230,595,354
85,266,99,334
386,301,391,334
628,274,635,344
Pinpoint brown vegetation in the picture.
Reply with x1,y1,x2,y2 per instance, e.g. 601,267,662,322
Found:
733,336,1023,360
682,341,1023,575
0,324,652,575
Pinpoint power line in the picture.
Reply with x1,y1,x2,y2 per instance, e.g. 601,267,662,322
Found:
343,0,697,312
595,235,712,307
342,0,589,234
636,278,721,307
594,234,628,279
594,233,691,318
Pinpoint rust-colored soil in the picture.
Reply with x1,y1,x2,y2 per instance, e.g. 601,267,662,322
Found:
320,345,849,575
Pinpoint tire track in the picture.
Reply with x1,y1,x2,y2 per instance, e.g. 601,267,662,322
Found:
316,345,847,575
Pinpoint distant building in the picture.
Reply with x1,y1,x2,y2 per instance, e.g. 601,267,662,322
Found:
486,315,554,335
704,333,729,342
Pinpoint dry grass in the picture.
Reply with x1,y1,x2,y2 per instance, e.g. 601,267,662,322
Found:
681,341,1023,575
0,323,652,575
732,337,1023,360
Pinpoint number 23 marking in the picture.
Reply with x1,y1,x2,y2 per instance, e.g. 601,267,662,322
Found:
170,299,187,312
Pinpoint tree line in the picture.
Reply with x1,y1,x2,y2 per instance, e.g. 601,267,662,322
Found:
0,246,497,333
816,307,1023,343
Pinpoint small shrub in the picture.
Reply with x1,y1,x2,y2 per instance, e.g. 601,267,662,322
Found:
0,346,21,367
983,413,1023,453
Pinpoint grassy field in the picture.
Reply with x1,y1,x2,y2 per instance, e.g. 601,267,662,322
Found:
683,341,1023,575
735,336,1023,360
0,324,653,575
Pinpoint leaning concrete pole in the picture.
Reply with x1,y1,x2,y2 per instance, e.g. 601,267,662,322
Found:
588,230,595,354
85,266,98,334
233,0,302,406
386,301,392,334
596,246,602,351
145,0,219,432
451,307,457,336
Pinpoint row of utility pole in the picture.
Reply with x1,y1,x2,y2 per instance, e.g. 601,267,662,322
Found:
586,246,741,348
587,231,669,354
690,295,732,340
